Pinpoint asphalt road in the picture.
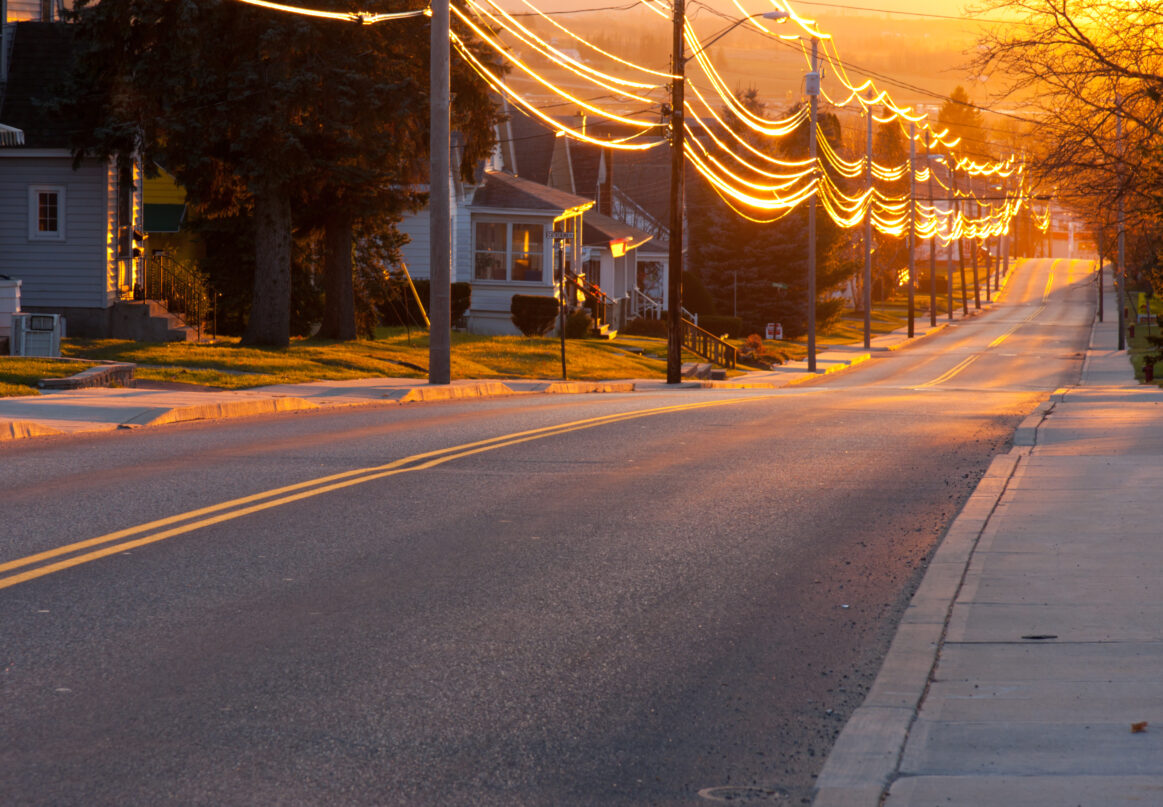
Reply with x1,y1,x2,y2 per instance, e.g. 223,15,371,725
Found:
0,259,1095,806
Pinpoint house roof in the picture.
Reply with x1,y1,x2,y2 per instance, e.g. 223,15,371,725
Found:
0,22,76,149
470,171,593,217
583,210,653,251
502,106,558,185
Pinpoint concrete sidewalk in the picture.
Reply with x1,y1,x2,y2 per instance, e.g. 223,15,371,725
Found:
0,304,972,441
813,273,1163,805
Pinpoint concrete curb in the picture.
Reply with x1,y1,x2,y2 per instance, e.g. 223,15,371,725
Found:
398,381,518,403
1013,399,1055,446
118,397,320,429
540,381,636,394
811,449,1027,807
783,352,874,386
38,362,135,391
0,419,64,439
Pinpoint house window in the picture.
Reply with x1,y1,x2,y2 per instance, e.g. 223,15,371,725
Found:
29,186,65,241
474,221,544,282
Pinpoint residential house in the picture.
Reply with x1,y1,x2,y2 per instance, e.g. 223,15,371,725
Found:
398,104,670,335
0,6,191,339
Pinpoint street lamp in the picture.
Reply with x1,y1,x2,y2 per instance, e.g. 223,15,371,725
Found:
666,8,788,384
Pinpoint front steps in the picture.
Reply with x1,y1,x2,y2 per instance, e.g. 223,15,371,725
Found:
111,301,197,342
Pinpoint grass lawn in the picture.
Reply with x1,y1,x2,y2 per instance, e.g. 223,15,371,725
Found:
0,358,100,397
56,329,676,390
0,297,915,396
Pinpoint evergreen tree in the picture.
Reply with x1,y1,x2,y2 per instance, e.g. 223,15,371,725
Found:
66,0,500,345
690,96,852,337
938,86,990,161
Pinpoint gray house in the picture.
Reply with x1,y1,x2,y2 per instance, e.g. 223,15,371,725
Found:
0,11,153,338
397,104,664,336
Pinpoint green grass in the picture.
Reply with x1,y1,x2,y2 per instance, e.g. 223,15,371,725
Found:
57,329,677,390
0,358,100,396
0,298,914,396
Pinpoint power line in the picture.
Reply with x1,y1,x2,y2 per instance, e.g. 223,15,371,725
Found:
785,0,1016,24
507,1,646,16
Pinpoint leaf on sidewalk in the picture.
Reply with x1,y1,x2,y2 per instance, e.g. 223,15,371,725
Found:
1131,721,1149,734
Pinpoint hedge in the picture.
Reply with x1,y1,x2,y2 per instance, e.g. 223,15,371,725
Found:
511,294,560,336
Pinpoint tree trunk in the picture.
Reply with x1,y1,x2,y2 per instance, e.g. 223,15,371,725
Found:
242,181,292,347
318,209,357,340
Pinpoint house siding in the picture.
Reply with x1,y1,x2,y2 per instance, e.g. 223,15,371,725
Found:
0,155,112,309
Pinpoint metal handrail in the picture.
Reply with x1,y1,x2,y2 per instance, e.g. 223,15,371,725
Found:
681,317,736,369
139,253,213,339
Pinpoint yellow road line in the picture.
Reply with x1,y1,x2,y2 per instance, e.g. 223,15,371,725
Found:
915,354,980,389
0,396,760,591
1043,259,1061,302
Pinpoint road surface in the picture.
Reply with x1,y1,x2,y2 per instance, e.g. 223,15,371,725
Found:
0,258,1096,805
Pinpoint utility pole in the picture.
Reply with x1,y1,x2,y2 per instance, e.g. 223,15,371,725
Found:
428,0,451,385
556,232,569,379
806,37,819,372
927,140,937,327
1117,98,1127,351
947,214,955,321
1097,228,1105,322
952,174,968,316
666,0,685,384
971,199,981,309
863,90,873,349
907,120,916,337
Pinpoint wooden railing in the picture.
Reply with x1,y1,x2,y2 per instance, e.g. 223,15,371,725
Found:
682,317,736,369
630,287,663,319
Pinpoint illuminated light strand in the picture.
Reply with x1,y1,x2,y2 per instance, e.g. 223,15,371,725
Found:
684,73,811,142
707,178,803,224
516,0,680,80
686,144,818,211
684,123,817,194
685,25,809,136
451,5,662,130
450,31,664,150
683,82,813,172
234,0,426,22
464,0,663,94
684,117,815,184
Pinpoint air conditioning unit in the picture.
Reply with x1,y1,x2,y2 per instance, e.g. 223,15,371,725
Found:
10,313,63,357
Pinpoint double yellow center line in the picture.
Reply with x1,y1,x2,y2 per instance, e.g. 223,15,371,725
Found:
920,259,1061,388
0,396,758,591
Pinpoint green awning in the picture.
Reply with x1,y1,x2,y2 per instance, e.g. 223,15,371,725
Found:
143,203,186,233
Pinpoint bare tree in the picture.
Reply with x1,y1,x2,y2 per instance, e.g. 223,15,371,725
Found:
971,0,1163,281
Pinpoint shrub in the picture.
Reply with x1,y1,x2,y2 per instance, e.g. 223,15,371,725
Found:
510,294,560,336
564,308,592,339
622,317,668,337
698,315,743,339
738,333,789,367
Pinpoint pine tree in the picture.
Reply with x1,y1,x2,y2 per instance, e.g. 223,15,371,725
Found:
66,0,500,345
